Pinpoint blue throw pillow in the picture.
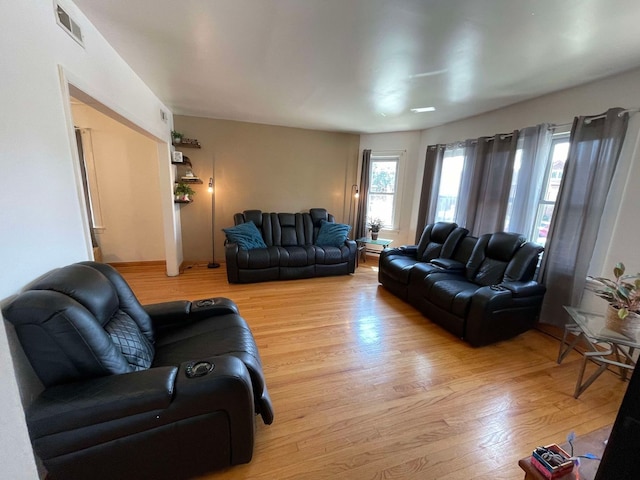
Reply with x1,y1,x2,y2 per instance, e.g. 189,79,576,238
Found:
222,221,267,250
315,220,351,247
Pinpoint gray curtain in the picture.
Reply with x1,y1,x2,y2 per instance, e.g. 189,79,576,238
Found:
539,108,629,326
461,132,519,235
415,144,445,243
355,149,371,239
505,124,553,235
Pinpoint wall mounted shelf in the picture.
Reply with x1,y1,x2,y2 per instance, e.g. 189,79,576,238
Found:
172,142,201,149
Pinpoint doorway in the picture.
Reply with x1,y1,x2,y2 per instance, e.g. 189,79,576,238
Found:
62,79,182,275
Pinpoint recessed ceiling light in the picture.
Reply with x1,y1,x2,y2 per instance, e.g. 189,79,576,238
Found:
410,107,436,113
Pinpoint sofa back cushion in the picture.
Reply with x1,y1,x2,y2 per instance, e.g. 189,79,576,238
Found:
466,232,526,286
416,222,468,262
275,213,306,246
503,242,544,282
233,208,336,247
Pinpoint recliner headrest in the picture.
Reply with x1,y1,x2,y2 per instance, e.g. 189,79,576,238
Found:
485,232,526,262
30,264,119,327
430,222,457,243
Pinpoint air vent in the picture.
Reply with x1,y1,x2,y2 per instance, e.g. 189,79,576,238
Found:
56,4,84,47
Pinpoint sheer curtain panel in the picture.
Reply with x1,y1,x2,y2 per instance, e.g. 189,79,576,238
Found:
504,124,553,236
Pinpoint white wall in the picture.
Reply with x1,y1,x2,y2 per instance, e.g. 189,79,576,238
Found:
0,1,175,477
358,131,422,247
72,104,166,263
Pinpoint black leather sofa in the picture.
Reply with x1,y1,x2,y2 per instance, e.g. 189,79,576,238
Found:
380,223,546,346
378,222,469,300
3,262,273,480
225,208,356,283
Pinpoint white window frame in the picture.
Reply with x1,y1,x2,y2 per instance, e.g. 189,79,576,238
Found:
529,132,570,243
367,151,404,231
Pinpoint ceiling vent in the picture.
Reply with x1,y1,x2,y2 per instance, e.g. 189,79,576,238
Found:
56,3,84,47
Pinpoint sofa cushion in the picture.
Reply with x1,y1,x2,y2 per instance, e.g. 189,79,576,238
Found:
223,221,267,250
428,279,480,318
236,246,280,268
381,254,422,284
314,245,350,265
315,220,351,247
279,246,315,267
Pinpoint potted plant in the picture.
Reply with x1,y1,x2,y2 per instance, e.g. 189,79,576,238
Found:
590,262,640,336
171,130,184,144
367,217,384,240
175,182,195,201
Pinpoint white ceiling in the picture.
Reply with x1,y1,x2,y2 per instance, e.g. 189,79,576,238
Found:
73,0,640,134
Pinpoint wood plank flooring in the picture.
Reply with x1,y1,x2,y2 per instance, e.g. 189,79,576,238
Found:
117,261,628,480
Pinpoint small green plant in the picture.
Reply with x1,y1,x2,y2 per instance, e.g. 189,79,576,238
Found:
175,182,195,198
367,217,384,232
171,130,184,142
591,262,640,319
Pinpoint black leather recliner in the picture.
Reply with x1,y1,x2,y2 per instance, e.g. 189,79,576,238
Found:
3,262,273,480
407,232,545,346
378,222,468,299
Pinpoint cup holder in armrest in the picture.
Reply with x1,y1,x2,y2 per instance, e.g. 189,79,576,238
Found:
185,361,215,378
195,299,216,308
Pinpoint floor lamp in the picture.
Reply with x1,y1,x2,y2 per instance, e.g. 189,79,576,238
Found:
348,184,359,238
207,177,220,269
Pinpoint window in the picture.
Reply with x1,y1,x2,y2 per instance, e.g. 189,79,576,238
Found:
531,134,569,245
367,153,401,229
434,146,465,222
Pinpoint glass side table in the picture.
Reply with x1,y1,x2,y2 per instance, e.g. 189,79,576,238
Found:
559,306,639,398
354,237,392,265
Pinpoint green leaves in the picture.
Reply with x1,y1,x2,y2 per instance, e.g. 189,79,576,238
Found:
592,262,640,319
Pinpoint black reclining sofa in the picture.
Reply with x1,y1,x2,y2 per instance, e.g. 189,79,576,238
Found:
379,223,546,346
3,261,273,480
225,208,356,283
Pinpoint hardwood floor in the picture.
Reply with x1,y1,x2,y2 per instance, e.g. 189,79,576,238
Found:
117,261,627,480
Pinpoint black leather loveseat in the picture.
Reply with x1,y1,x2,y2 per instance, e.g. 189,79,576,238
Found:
225,208,356,283
379,223,546,346
3,262,273,480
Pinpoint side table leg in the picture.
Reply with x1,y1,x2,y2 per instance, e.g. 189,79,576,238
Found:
574,346,614,398
558,324,584,364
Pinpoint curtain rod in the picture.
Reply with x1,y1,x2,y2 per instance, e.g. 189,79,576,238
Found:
582,107,639,124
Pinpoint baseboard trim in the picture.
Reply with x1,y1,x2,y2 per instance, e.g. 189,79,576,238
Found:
107,260,166,268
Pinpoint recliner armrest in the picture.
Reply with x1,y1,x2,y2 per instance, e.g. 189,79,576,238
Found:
500,281,546,298
430,258,465,272
27,367,178,438
145,298,240,330
382,245,418,258
398,245,418,255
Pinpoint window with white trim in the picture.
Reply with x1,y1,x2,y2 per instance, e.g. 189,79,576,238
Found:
367,153,402,229
531,134,569,245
